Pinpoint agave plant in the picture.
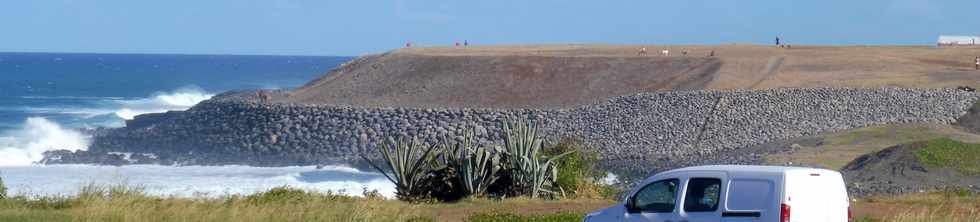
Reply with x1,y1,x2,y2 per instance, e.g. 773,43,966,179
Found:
439,129,501,197
502,118,573,198
361,136,439,201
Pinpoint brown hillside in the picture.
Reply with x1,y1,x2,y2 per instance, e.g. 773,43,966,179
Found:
278,44,980,108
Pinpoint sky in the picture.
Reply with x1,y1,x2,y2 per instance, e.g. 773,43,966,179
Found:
1,0,978,56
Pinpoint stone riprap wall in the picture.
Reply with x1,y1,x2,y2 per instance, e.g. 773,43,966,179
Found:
83,88,978,176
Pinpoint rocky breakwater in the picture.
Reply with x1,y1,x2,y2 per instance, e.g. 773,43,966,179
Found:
44,88,978,178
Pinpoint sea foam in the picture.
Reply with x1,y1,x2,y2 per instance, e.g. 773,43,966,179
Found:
0,164,396,198
113,87,214,120
14,87,213,121
0,117,89,166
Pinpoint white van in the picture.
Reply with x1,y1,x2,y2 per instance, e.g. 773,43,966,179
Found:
584,165,851,222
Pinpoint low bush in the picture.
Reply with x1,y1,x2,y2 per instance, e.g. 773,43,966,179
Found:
465,212,583,222
364,118,576,201
0,173,6,200
543,138,603,198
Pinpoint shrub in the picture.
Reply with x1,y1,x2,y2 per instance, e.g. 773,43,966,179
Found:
0,173,7,200
246,186,321,204
542,138,602,197
362,119,577,201
465,212,583,222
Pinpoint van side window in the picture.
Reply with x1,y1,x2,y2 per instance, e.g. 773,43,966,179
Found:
683,178,721,212
727,179,774,211
632,179,679,213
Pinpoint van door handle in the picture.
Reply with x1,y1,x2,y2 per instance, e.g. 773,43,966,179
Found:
722,211,762,217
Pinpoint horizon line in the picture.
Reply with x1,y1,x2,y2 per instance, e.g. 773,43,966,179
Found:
0,43,959,57
0,51,356,58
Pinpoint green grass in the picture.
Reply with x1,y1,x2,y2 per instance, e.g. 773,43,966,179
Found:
855,192,980,222
915,138,980,175
465,212,583,222
0,184,426,222
0,183,612,222
766,123,980,170
829,125,940,146
2,183,979,221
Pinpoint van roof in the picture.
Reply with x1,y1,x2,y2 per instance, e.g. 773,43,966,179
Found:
659,165,831,175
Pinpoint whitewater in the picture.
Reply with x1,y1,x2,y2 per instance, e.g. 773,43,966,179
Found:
0,88,396,198
0,52,384,198
0,165,395,198
0,88,214,166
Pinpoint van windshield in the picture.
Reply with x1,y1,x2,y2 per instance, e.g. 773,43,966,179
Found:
632,179,679,213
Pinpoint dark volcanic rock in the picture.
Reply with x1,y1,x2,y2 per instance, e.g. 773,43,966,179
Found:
956,100,980,133
55,88,978,181
841,142,980,197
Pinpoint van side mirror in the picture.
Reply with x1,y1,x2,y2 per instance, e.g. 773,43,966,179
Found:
624,196,640,214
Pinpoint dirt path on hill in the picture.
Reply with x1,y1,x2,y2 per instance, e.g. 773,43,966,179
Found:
269,45,979,109
749,56,784,89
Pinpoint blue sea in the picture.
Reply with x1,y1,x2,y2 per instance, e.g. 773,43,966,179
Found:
0,52,351,131
0,52,395,198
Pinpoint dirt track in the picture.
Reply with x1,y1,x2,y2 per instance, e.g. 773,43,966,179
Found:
282,50,722,108
277,44,980,108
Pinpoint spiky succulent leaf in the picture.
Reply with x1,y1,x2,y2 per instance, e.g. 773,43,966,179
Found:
500,118,573,198
361,136,438,201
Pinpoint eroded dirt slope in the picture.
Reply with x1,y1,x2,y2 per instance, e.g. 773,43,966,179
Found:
276,45,979,108
282,50,721,108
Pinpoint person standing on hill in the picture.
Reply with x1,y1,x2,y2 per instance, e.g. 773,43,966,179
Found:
776,36,781,46
975,56,979,70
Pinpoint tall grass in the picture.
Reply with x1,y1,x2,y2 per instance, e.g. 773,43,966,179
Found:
0,183,612,222
0,184,425,222
858,191,980,222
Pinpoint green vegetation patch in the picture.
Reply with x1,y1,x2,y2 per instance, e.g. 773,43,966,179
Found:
915,138,980,175
465,212,583,222
829,125,940,146
0,173,7,200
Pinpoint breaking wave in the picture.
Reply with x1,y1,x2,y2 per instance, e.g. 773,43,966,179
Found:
113,87,214,120
14,87,213,121
0,117,89,166
0,165,396,198
0,87,212,166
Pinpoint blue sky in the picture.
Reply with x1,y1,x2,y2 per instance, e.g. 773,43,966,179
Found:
1,0,978,56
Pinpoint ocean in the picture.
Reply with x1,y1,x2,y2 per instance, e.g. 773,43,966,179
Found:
0,52,396,198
